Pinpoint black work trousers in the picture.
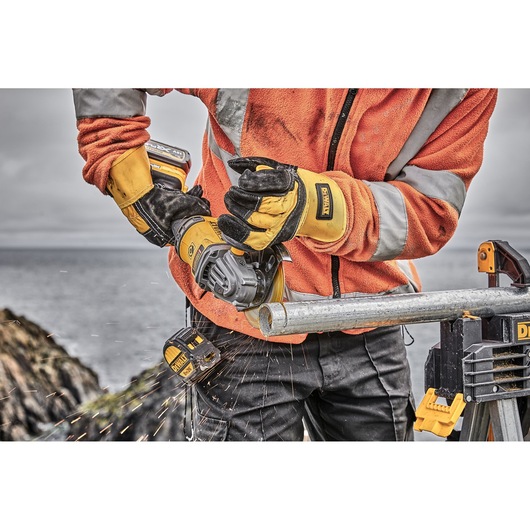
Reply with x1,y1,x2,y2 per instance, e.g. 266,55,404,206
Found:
186,308,416,441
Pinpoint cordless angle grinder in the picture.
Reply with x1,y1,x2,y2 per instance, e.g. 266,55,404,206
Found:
146,140,289,384
167,216,289,384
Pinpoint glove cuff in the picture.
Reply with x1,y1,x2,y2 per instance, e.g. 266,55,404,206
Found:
297,168,347,243
107,146,154,208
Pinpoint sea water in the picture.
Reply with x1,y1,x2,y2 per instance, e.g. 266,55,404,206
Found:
0,248,186,393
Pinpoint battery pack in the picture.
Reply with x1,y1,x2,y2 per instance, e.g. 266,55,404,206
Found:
145,139,191,173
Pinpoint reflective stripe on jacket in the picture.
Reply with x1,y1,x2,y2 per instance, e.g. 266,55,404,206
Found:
75,88,498,342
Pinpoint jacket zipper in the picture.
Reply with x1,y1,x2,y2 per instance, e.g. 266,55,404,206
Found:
327,88,357,298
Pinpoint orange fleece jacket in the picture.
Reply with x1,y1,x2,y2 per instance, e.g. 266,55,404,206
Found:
76,88,498,343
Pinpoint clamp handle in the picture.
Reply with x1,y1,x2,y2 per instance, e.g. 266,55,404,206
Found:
414,388,467,438
477,240,530,288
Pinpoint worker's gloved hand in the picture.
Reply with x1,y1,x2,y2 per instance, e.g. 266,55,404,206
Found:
107,146,211,247
217,157,347,251
172,215,285,311
173,215,241,302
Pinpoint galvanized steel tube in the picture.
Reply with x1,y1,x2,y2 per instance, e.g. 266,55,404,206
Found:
258,287,530,337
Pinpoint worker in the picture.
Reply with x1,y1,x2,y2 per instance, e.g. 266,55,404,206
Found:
73,88,498,441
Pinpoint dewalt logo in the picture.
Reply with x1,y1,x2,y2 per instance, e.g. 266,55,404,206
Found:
320,187,331,216
517,321,530,341
170,352,189,372
315,183,333,220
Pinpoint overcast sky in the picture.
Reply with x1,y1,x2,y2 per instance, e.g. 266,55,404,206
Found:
0,88,529,251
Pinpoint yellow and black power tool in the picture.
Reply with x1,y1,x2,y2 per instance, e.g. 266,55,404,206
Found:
146,139,288,317
167,215,289,384
149,139,289,384
172,216,289,314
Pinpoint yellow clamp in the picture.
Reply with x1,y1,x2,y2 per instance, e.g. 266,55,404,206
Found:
477,241,496,274
414,388,466,438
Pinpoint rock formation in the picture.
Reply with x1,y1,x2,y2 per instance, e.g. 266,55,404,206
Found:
0,308,187,442
65,363,187,441
0,308,103,441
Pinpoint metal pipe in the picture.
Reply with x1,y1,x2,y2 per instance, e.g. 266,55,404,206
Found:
258,287,530,337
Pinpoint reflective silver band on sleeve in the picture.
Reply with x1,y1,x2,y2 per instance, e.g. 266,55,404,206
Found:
395,165,467,214
386,88,468,179
365,181,408,261
215,89,250,154
366,165,467,261
73,88,147,119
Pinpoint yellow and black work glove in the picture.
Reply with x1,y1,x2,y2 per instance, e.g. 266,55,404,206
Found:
217,157,347,251
107,145,211,247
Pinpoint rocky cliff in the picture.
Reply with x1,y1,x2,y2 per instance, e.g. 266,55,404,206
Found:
0,308,187,441
65,363,187,441
0,308,104,440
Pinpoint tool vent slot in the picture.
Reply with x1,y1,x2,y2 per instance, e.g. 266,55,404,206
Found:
463,346,530,402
